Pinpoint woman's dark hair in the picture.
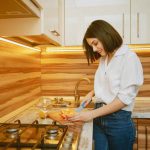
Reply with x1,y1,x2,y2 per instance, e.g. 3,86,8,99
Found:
83,20,123,64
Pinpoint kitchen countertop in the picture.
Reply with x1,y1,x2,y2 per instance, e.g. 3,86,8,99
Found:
1,96,150,123
132,97,150,118
0,96,150,150
4,106,93,150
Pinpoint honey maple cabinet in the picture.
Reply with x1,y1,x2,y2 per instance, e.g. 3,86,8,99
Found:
63,0,150,46
133,118,150,150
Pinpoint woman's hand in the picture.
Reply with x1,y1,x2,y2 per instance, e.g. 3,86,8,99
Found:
68,110,94,122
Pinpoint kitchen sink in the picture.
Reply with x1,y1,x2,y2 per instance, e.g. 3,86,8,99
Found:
41,96,94,109
51,97,94,109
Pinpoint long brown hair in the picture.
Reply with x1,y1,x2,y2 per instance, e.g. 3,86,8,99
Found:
83,20,123,64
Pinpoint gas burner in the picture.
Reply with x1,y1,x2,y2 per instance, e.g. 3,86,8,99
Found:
5,128,20,139
0,122,81,150
6,128,19,133
45,126,59,139
47,126,59,134
45,133,58,140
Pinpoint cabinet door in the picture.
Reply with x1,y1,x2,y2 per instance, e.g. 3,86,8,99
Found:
65,0,130,46
131,0,150,44
37,0,60,44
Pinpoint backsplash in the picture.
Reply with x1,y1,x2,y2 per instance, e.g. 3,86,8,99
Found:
0,42,150,118
41,50,96,96
41,45,150,97
0,39,41,117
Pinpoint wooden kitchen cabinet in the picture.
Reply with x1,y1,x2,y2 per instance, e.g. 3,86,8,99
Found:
133,118,150,150
63,0,150,46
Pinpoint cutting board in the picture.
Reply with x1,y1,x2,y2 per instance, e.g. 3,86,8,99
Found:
47,108,83,126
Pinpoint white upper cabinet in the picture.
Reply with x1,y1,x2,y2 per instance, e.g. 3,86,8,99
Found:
64,0,130,46
63,0,150,46
131,0,150,44
36,0,60,44
0,0,149,46
0,0,61,45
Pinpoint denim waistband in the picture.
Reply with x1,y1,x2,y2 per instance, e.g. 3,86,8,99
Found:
94,102,131,117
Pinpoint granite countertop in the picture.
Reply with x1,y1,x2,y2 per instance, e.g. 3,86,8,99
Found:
5,106,93,150
1,96,150,150
132,97,150,118
1,96,150,122
42,96,150,118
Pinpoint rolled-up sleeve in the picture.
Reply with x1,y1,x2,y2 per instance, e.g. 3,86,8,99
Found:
118,52,144,105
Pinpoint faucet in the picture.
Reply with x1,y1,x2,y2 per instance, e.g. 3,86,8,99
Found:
74,77,91,106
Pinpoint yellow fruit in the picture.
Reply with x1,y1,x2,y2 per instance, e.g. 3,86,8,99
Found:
61,108,76,118
39,111,46,119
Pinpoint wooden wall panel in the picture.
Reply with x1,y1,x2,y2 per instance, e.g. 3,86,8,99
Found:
137,52,150,97
41,48,150,97
133,119,150,150
41,51,97,96
0,40,41,118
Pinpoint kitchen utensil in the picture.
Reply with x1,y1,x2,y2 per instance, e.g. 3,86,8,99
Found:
75,98,92,112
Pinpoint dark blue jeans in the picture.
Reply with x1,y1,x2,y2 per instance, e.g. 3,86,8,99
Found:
93,109,136,150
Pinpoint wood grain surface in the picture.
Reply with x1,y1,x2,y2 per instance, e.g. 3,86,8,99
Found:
0,40,41,117
41,51,96,96
41,48,150,97
0,44,150,118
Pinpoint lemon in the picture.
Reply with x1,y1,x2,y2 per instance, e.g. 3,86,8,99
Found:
39,111,46,119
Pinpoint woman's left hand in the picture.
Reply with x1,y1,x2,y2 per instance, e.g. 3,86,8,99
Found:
68,110,94,122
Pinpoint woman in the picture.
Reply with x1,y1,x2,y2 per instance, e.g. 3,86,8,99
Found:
68,20,143,150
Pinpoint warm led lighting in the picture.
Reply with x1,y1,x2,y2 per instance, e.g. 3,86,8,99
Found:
46,45,150,53
46,46,84,52
0,37,41,51
131,47,150,50
46,49,84,52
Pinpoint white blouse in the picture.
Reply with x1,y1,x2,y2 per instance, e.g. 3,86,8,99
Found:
94,45,143,111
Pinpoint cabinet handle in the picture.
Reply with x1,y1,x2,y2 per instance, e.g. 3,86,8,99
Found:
49,30,60,36
122,13,124,38
137,13,140,38
145,126,148,150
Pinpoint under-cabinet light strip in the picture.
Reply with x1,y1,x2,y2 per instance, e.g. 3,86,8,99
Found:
0,37,41,51
46,49,84,52
131,47,150,50
46,47,150,52
46,46,84,52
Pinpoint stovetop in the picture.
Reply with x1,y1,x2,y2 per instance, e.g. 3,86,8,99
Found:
0,120,71,150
